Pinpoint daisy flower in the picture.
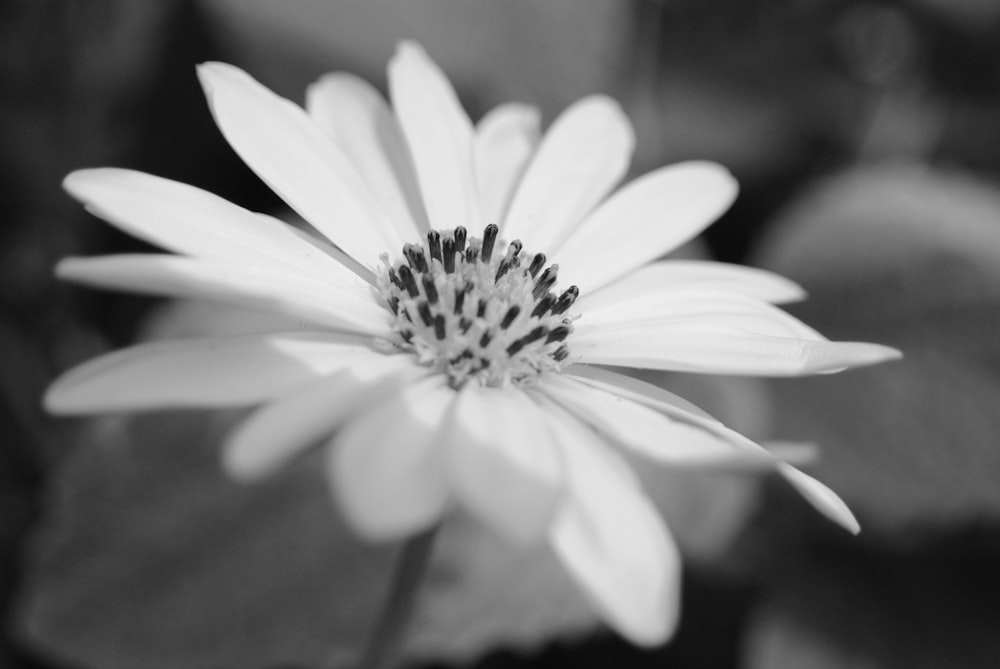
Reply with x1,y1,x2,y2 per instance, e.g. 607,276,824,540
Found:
45,42,899,647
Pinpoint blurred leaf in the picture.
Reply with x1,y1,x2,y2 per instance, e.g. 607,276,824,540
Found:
743,545,1000,668
17,411,392,668
756,164,1000,536
14,406,604,668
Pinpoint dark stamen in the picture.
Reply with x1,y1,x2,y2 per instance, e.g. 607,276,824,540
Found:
546,325,570,343
522,326,548,345
506,326,549,356
442,237,456,273
481,224,498,262
479,331,493,348
530,294,556,318
500,305,520,329
477,299,487,318
453,285,467,315
494,259,512,283
398,265,419,298
388,296,400,315
403,244,417,268
404,244,428,273
465,246,476,264
427,230,442,264
532,264,559,299
459,317,472,333
400,329,413,343
421,275,439,305
433,314,446,340
454,226,467,254
388,267,402,289
553,345,569,361
494,240,523,283
528,253,546,278
551,285,579,315
417,301,433,326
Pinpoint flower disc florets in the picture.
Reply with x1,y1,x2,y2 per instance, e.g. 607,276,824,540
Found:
375,224,577,388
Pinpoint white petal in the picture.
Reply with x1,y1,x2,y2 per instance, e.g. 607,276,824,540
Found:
538,398,680,646
57,255,387,334
306,72,427,239
572,322,902,376
565,364,720,422
388,42,480,232
575,290,827,342
44,333,377,413
63,169,361,282
502,96,634,252
197,62,403,266
778,464,860,534
223,353,422,481
444,384,562,544
564,366,861,532
330,376,454,541
474,103,541,226
556,162,738,294
539,374,774,467
576,260,806,313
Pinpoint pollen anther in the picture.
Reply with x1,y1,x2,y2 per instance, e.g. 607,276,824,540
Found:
377,225,577,388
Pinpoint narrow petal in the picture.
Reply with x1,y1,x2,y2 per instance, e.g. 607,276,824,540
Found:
539,374,774,467
565,366,861,532
44,333,377,413
388,42,480,232
444,384,562,544
197,62,403,266
474,103,541,226
576,260,806,313
57,255,388,334
572,322,902,376
223,353,422,481
329,376,454,541
538,398,681,646
565,364,719,422
778,464,860,534
575,290,827,342
502,96,634,252
306,72,427,239
556,162,738,294
62,168,357,282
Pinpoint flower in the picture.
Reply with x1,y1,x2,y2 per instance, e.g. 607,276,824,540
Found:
45,42,900,646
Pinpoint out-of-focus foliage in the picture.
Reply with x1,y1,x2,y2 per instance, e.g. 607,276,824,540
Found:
759,165,1000,532
736,164,1000,667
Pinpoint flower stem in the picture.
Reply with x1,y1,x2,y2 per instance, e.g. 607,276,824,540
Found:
356,526,439,669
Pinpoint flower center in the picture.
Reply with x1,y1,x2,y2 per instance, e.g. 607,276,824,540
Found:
375,224,577,388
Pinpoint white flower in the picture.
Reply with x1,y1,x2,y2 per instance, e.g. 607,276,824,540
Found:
45,42,900,646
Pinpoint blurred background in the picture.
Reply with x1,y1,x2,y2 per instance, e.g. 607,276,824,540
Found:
3,0,1000,667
